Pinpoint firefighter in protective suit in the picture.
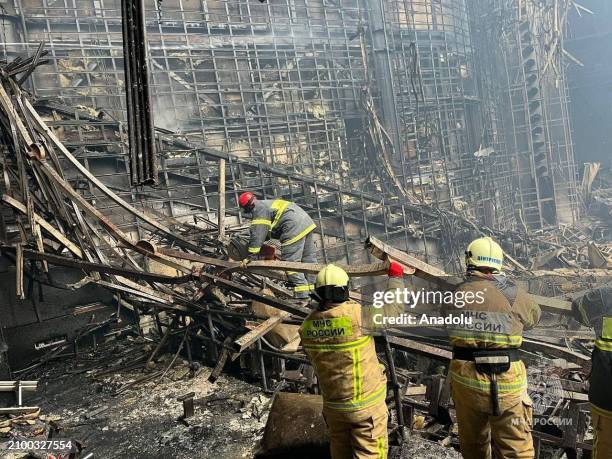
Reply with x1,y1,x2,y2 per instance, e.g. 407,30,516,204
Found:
238,192,317,298
446,237,541,459
299,263,404,459
571,285,612,458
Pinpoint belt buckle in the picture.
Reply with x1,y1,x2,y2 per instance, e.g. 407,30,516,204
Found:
473,351,511,374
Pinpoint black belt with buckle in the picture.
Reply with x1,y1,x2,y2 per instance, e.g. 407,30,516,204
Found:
452,347,520,362
452,347,521,417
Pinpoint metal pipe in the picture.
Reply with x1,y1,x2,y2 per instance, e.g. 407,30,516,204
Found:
218,158,226,239
383,332,408,442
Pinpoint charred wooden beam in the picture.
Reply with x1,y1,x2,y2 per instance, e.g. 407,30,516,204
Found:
522,338,590,365
3,195,83,258
161,247,389,277
233,312,290,356
385,334,452,361
365,235,454,285
0,246,192,285
198,271,310,317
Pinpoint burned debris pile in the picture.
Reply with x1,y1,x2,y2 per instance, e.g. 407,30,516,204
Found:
0,51,610,458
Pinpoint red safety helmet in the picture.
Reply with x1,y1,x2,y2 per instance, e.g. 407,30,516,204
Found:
238,191,256,210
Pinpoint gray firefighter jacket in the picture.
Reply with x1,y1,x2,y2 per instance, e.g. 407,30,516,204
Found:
246,199,315,255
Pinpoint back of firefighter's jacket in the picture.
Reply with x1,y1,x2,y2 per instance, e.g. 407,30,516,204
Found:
445,272,541,412
299,300,387,413
247,199,316,255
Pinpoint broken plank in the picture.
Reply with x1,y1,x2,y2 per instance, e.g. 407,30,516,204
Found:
526,329,594,340
564,391,589,402
94,280,177,308
199,271,310,317
531,294,572,315
232,312,291,357
405,385,427,396
0,83,35,147
0,247,192,285
3,194,83,258
366,236,454,285
522,338,590,365
386,333,452,361
208,337,233,383
160,247,389,277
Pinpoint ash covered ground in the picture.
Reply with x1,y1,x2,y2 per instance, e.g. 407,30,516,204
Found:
1,340,462,459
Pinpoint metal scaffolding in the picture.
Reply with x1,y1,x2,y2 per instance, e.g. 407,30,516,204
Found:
468,0,580,230
0,0,580,272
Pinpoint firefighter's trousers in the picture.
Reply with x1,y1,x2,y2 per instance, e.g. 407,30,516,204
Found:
453,387,534,459
592,408,612,459
322,401,388,459
281,231,316,299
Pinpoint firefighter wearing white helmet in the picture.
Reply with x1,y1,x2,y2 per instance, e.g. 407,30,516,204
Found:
445,237,541,458
465,236,504,272
299,262,405,459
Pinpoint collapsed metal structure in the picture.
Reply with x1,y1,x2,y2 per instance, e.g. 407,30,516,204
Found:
0,1,607,457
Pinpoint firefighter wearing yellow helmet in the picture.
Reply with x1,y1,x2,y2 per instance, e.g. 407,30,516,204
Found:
299,262,405,459
465,236,504,272
446,237,541,459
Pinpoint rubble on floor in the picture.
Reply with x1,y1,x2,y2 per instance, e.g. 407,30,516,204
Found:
3,341,271,459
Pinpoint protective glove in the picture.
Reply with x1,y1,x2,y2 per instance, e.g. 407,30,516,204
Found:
260,244,277,260
239,258,251,268
388,261,404,278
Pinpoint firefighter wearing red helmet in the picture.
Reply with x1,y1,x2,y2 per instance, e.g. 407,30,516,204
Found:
238,192,317,299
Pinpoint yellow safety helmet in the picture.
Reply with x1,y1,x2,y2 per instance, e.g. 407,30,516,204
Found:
315,264,349,303
465,237,504,272
315,264,349,288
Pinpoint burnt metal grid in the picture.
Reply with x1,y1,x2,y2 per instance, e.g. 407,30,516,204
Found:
464,2,518,230
0,0,579,269
35,105,450,272
0,0,442,268
477,0,580,230
7,0,366,186
383,0,519,229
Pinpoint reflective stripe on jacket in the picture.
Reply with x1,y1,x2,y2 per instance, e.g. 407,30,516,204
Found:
247,199,315,254
445,271,541,401
572,286,612,414
299,300,387,413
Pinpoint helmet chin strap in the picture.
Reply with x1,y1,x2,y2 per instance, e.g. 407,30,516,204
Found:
310,290,325,307
313,286,349,306
467,266,498,277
